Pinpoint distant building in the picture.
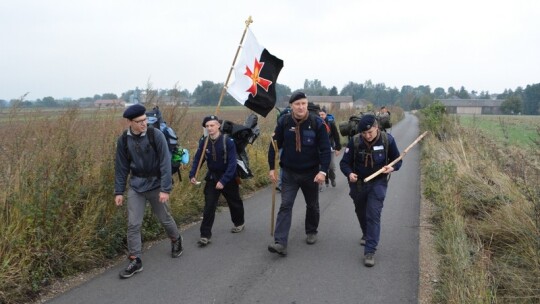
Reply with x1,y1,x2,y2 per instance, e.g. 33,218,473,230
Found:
139,93,187,106
353,99,371,112
438,99,503,115
307,96,354,111
94,99,125,107
278,95,354,111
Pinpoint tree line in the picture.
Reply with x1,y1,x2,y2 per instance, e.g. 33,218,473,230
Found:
3,80,539,115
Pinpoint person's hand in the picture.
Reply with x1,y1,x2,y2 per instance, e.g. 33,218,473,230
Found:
216,181,224,190
269,170,277,183
383,165,394,174
348,173,358,183
115,195,123,206
159,192,169,203
190,177,200,185
314,172,326,184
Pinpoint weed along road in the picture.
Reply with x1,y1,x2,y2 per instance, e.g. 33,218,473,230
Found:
46,113,422,304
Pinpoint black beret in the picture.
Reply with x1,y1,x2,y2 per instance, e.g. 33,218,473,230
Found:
289,91,307,103
202,115,219,127
123,104,146,120
358,114,377,132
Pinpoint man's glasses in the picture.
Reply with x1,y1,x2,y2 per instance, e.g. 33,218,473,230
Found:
132,117,147,125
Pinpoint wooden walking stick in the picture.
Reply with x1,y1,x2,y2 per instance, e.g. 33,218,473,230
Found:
270,138,279,236
193,16,253,181
363,131,429,183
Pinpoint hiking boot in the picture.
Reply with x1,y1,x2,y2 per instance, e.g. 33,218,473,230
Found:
306,233,317,245
364,253,375,267
171,235,183,258
331,179,336,187
231,223,245,233
119,256,143,279
268,242,287,256
360,236,366,246
197,237,211,247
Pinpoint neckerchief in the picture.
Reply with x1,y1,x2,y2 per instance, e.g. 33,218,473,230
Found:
362,132,381,168
292,113,308,152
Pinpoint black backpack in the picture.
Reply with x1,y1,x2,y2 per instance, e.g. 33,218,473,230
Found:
200,113,260,180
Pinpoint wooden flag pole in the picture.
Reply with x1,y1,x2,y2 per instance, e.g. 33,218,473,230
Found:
270,138,279,236
193,16,253,181
363,131,429,183
216,15,253,115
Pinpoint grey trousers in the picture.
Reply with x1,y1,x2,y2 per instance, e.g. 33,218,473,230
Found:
127,188,180,258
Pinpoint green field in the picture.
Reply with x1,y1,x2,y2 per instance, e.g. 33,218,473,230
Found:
457,114,540,148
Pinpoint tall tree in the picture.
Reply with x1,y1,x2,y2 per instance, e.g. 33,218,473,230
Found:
523,83,540,115
433,87,446,98
456,86,470,99
500,95,522,114
340,82,365,100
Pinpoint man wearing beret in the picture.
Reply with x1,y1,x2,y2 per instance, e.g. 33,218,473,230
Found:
189,115,245,247
339,114,402,267
267,91,331,256
114,104,183,279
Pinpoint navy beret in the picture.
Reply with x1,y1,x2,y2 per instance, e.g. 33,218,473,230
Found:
123,104,146,120
289,91,307,103
202,115,219,127
358,114,377,132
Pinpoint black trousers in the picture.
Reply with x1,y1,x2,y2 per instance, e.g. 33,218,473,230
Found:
200,179,244,238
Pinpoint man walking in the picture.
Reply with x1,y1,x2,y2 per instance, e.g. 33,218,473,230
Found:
189,115,245,247
267,91,331,256
115,104,183,279
319,108,342,188
339,114,401,267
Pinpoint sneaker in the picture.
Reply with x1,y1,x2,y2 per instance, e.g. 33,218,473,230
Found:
360,236,366,246
231,223,245,233
306,233,317,245
331,179,336,187
197,237,211,247
268,242,287,256
119,256,143,279
171,235,183,258
364,253,375,267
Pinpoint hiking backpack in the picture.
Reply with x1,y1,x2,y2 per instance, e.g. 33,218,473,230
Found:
122,106,188,181
200,113,260,180
339,111,392,140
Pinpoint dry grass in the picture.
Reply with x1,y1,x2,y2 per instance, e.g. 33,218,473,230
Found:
420,105,539,303
0,103,362,303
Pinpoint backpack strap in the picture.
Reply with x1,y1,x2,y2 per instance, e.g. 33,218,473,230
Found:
147,126,157,154
122,130,130,161
222,134,228,163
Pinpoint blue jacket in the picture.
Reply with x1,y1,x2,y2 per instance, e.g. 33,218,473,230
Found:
268,113,331,173
340,131,402,181
189,134,237,185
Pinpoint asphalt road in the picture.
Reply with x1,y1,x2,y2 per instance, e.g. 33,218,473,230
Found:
46,113,421,304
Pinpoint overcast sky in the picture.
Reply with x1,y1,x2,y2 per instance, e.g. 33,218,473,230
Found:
1,0,539,101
